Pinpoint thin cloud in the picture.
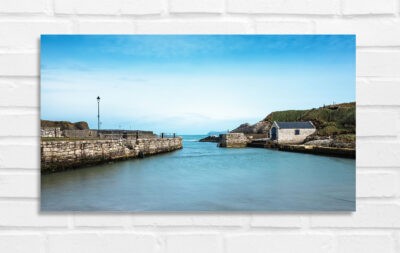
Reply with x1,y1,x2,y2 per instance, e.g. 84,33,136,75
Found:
41,35,355,134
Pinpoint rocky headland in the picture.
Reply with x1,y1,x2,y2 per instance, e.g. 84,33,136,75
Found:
41,120,89,130
199,102,355,158
199,135,221,143
231,121,271,134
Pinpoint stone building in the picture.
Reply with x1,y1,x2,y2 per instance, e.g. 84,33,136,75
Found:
270,121,316,144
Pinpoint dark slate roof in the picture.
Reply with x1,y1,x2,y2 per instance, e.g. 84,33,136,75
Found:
275,121,315,129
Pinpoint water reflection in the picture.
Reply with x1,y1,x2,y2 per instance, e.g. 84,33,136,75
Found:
41,135,355,211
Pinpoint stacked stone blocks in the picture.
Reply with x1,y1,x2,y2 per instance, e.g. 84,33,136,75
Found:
41,138,182,173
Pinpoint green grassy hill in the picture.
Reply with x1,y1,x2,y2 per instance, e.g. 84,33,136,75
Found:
264,102,355,137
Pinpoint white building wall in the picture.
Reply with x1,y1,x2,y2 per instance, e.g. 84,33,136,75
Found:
277,128,316,144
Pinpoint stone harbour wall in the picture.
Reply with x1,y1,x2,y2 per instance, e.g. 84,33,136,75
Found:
63,129,98,138
41,127,62,138
41,137,182,173
41,128,157,140
219,133,249,148
278,144,355,158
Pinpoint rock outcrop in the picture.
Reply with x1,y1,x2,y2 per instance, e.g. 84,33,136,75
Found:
41,120,89,130
199,136,221,143
231,121,271,134
304,134,355,148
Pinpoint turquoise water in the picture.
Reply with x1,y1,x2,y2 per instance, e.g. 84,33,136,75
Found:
41,135,355,211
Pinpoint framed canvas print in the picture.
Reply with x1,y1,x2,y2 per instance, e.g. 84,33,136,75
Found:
40,35,355,211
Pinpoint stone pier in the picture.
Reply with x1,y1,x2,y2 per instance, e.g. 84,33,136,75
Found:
41,137,182,173
219,133,249,148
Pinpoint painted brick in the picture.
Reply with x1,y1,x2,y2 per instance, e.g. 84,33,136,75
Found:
357,110,397,136
54,0,163,15
48,233,157,253
132,214,193,226
336,234,396,253
0,145,39,169
0,114,38,137
0,54,38,76
315,18,400,46
0,201,69,227
1,0,400,252
121,0,163,15
165,234,222,253
225,234,334,253
0,234,46,253
342,0,396,15
227,0,340,15
0,78,38,107
136,21,252,34
357,79,400,105
54,0,120,15
357,142,400,167
169,0,224,13
357,172,398,197
0,173,39,198
0,21,72,50
190,215,249,227
77,20,134,33
255,20,313,34
310,203,400,228
131,214,249,227
0,0,47,14
74,214,131,227
357,51,400,77
250,214,302,227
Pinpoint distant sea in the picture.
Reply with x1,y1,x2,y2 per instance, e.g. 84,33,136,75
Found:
41,135,355,211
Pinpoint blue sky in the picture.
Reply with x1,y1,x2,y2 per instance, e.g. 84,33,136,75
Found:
41,35,355,134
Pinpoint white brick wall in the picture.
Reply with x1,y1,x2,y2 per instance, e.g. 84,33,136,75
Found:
0,0,399,252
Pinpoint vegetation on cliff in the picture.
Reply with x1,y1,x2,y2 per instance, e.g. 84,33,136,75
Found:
231,102,355,135
230,102,355,147
264,102,355,136
41,120,89,130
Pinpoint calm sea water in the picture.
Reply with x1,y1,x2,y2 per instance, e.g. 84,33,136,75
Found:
41,135,355,211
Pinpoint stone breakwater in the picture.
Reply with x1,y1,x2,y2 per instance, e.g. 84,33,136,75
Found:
41,127,62,138
217,133,355,158
41,138,182,173
247,140,355,159
219,133,249,148
277,144,355,158
41,127,156,139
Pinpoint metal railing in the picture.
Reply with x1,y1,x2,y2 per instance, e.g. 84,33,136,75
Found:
159,133,177,138
99,130,159,140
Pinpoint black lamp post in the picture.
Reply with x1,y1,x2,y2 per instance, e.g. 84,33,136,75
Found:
97,96,100,135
